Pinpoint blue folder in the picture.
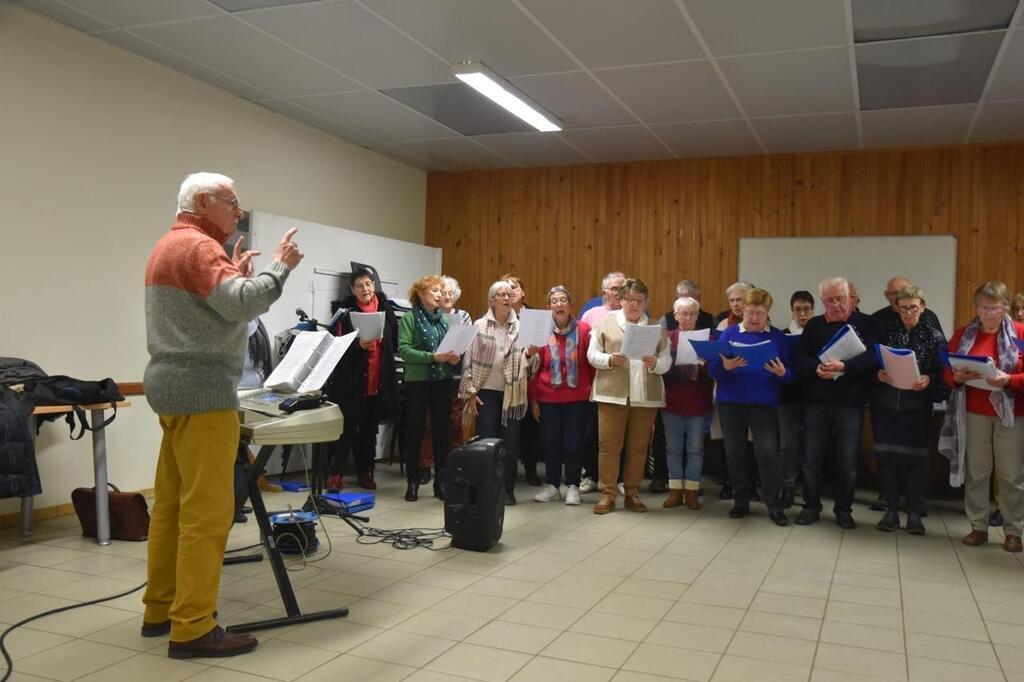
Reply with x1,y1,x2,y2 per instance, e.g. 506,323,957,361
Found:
689,339,779,368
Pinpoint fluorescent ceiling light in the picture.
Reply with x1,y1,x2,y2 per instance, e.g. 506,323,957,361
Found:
452,62,562,132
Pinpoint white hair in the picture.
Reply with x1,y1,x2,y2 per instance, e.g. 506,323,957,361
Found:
177,172,234,214
725,281,753,297
441,275,462,302
601,271,626,288
673,296,700,313
487,280,511,301
676,279,700,298
818,277,849,299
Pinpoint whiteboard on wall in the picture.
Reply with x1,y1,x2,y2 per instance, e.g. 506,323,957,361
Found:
249,211,442,339
739,235,957,333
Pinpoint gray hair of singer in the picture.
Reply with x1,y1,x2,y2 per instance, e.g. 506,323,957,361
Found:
441,275,462,301
487,279,512,301
895,285,926,304
725,281,753,297
676,279,701,298
673,296,700,313
973,281,1010,309
818,277,850,299
177,172,234,214
601,271,626,288
547,285,572,304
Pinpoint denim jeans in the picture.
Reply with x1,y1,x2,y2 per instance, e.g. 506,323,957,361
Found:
475,389,522,494
802,405,862,514
718,402,782,510
661,410,706,490
539,401,589,487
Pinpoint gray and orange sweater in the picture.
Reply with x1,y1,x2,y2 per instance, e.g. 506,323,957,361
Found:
144,213,290,415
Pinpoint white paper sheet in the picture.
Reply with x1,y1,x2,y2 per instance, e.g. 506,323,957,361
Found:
675,328,711,365
621,323,662,360
879,345,921,390
263,331,328,391
947,354,1001,391
298,331,358,393
349,311,385,341
515,309,554,349
443,312,468,328
436,324,479,355
818,324,867,363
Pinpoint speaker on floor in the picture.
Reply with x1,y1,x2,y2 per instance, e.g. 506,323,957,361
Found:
444,437,505,552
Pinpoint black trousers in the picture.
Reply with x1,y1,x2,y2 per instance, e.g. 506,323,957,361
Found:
404,379,453,484
719,402,782,511
330,396,379,476
878,454,926,514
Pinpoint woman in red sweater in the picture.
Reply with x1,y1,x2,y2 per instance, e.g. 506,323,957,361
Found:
940,282,1024,553
527,286,595,506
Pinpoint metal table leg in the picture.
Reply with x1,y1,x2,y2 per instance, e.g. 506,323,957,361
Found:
20,415,38,536
91,408,111,546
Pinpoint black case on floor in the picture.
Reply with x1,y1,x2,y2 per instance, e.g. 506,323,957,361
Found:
444,437,505,551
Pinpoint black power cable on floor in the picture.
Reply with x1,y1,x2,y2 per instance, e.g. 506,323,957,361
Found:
0,580,147,682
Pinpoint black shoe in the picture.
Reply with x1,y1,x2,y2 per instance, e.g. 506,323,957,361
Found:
728,504,750,519
905,512,925,535
505,493,517,506
869,496,886,512
719,482,734,500
433,475,445,501
781,487,795,510
876,511,899,532
769,509,789,526
795,508,820,525
836,511,857,529
990,509,1004,527
919,506,929,518
404,483,419,502
649,478,667,494
419,467,431,485
525,471,542,487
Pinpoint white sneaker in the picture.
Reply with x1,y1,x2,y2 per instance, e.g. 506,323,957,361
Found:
533,484,561,502
618,482,625,496
565,485,581,506
579,477,598,494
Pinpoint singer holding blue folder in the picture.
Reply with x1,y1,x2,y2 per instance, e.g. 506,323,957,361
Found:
708,288,795,526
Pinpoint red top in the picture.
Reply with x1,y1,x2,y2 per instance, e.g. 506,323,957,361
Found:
943,322,1024,417
528,321,595,404
663,330,714,416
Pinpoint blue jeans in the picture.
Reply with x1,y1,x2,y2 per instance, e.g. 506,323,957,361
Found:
475,389,522,494
802,405,862,514
539,401,588,487
661,411,706,489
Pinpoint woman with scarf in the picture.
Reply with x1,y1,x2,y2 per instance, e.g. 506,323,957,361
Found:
399,275,459,502
460,280,532,505
527,286,595,506
324,268,399,491
940,281,1024,553
873,285,948,535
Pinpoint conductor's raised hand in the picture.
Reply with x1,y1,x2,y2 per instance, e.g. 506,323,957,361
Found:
273,227,303,269
232,235,261,278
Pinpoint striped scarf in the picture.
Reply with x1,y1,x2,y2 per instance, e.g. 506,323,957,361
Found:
460,308,528,425
548,317,579,388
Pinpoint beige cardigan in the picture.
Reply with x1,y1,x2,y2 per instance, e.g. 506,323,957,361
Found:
587,310,671,407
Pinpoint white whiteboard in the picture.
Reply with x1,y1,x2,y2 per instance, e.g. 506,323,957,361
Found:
249,211,442,339
739,235,957,333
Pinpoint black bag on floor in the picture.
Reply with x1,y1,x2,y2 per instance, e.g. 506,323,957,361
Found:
444,437,505,552
28,376,122,440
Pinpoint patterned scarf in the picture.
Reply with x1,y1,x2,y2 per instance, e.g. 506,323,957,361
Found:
938,314,1017,487
412,303,448,381
459,308,528,425
548,317,579,388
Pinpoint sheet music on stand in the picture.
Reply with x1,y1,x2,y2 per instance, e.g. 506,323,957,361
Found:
263,330,358,393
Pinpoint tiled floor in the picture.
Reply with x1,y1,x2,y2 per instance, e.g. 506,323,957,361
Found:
2,469,1023,682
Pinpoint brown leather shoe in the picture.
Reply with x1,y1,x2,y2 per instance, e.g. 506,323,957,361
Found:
168,626,258,659
593,495,616,515
684,490,702,510
1003,534,1023,553
623,495,648,513
962,529,989,546
662,490,685,509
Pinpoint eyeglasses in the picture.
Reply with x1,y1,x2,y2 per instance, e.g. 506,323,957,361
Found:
898,305,922,314
622,297,646,305
823,296,848,305
549,297,569,305
978,304,1004,314
210,193,241,210
792,306,814,314
745,309,768,318
604,286,621,293
493,292,512,299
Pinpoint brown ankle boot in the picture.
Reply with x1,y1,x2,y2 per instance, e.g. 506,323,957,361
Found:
684,490,702,510
593,495,616,514
663,490,685,508
623,495,648,513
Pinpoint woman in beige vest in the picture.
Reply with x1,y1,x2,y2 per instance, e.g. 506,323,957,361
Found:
587,278,672,514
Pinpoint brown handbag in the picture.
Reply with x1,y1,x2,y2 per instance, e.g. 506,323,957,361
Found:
71,483,150,541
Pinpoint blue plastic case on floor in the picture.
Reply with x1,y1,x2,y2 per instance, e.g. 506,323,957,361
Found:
321,491,376,514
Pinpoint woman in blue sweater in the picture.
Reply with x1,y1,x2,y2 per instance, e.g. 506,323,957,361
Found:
709,288,795,526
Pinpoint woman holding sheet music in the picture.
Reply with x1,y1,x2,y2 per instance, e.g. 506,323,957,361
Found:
872,285,948,534
940,281,1024,553
708,288,795,526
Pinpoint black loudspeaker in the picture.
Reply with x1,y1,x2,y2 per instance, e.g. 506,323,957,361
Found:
444,437,505,552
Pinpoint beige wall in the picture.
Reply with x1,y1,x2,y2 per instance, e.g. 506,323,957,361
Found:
0,3,427,512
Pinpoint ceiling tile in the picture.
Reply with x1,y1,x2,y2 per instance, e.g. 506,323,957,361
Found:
132,15,362,98
650,120,763,157
361,0,576,76
856,31,1004,110
59,0,220,27
751,112,860,153
518,0,703,68
719,47,855,117
851,0,1018,43
291,90,458,140
96,29,275,101
381,83,535,136
394,137,512,170
559,126,674,162
511,72,636,128
595,61,741,123
970,101,1024,142
257,98,379,146
238,0,453,89
473,132,592,167
860,104,974,148
684,0,848,56
986,30,1024,102
12,0,114,32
